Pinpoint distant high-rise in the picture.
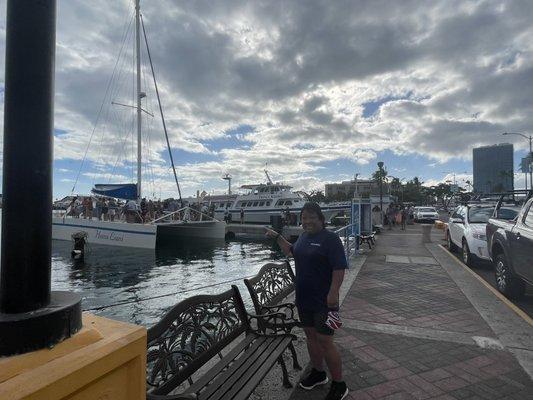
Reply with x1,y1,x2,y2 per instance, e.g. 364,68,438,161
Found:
473,144,514,194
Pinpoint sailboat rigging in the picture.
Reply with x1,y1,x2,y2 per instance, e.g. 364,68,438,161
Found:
52,0,225,249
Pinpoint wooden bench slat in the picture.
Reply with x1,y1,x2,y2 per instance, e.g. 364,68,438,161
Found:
222,336,293,400
199,336,278,400
183,334,260,396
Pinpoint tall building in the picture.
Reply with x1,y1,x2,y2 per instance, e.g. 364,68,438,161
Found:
473,143,514,194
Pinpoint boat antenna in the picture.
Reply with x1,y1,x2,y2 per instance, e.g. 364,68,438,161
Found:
222,173,232,195
140,14,183,206
264,164,273,185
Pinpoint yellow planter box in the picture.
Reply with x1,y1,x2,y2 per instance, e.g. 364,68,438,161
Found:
0,313,146,400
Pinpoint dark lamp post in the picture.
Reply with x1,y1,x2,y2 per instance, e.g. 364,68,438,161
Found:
377,162,384,224
0,0,81,356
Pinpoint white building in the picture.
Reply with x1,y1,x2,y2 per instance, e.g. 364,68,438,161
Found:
325,179,389,198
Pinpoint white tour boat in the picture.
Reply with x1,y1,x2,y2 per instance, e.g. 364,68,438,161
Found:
207,171,351,224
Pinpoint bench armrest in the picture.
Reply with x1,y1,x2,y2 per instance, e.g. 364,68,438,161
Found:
248,310,302,334
261,303,297,319
248,311,287,321
147,393,197,400
258,319,301,334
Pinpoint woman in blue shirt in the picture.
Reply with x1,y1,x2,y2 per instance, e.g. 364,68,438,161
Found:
266,202,349,400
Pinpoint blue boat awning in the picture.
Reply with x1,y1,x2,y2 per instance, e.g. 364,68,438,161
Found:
92,183,138,200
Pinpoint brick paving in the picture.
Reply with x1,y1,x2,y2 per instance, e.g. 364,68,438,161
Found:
287,226,533,400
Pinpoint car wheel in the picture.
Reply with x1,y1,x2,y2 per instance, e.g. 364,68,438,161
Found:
494,253,525,300
447,231,458,252
461,239,475,267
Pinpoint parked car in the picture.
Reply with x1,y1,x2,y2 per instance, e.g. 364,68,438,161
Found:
414,206,439,223
486,197,533,299
447,204,520,267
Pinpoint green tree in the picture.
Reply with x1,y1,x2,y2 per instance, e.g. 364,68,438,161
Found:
307,189,326,203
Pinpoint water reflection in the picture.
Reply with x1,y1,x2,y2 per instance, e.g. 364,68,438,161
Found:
51,238,283,326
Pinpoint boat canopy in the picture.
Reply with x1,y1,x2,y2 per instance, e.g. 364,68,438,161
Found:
92,183,138,200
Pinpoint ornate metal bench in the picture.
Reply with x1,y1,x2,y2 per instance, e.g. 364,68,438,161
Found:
244,261,301,370
357,232,376,249
146,285,295,400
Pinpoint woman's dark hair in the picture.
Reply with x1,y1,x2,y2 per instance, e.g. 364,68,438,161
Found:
300,202,326,228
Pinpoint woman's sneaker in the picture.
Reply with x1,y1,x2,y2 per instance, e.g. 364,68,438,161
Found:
299,368,328,390
325,381,349,400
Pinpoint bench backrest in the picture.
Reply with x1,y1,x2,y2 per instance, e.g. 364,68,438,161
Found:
244,261,295,314
146,287,248,395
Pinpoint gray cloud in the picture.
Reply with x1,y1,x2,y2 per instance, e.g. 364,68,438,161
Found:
1,0,532,196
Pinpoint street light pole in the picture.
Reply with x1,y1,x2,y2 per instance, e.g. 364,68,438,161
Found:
354,173,360,197
503,132,533,190
377,162,384,225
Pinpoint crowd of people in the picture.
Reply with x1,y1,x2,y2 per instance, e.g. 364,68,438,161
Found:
384,203,414,230
64,196,215,224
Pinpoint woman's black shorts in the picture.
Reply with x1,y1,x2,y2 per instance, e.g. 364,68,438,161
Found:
298,309,334,336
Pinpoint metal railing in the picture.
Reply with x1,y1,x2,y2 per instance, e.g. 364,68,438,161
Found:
147,206,221,224
334,223,358,259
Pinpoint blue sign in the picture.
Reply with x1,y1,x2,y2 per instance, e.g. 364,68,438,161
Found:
350,200,361,237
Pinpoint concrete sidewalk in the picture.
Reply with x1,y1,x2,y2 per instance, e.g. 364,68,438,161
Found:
287,225,533,400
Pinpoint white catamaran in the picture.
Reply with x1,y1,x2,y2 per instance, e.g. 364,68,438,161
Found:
52,0,225,249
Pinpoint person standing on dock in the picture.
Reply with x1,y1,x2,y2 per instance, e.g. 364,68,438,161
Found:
265,202,349,400
240,207,245,224
400,206,407,231
386,204,395,230
224,206,230,223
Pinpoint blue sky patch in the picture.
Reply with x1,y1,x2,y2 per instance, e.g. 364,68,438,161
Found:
362,92,413,118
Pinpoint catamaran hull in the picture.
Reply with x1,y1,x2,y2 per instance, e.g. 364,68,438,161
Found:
52,217,157,249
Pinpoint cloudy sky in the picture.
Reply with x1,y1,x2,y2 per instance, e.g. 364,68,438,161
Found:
1,0,533,199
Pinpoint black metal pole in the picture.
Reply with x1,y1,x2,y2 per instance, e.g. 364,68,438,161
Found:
0,0,81,356
377,162,384,225
0,0,56,313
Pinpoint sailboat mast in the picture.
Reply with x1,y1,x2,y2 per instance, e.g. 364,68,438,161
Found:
135,0,142,201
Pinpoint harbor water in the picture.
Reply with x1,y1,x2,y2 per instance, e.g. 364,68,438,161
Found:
50,238,284,327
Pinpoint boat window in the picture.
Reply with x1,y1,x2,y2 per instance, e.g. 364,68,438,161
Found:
252,202,259,206
285,200,292,205
266,201,271,206
277,200,285,206
259,201,265,206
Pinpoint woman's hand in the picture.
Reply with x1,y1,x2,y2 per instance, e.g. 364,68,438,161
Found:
265,227,293,257
265,227,279,239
